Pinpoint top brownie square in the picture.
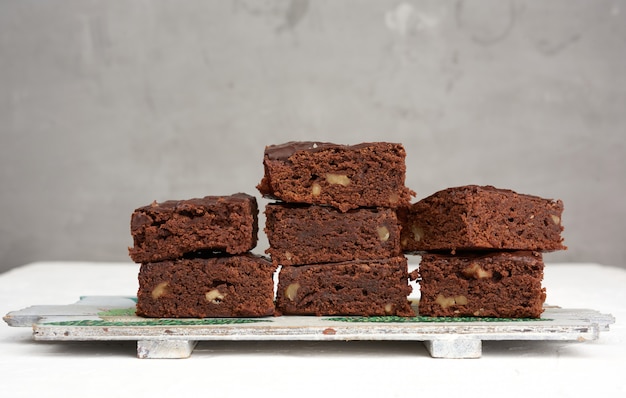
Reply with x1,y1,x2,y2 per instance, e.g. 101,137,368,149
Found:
399,185,566,252
257,142,415,212
128,193,258,263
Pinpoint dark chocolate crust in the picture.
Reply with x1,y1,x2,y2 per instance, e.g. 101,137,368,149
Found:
275,257,415,316
129,193,258,263
257,142,415,212
415,251,546,318
399,185,566,253
136,254,276,318
263,141,335,161
264,203,402,266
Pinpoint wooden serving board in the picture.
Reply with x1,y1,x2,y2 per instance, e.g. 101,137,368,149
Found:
3,296,614,359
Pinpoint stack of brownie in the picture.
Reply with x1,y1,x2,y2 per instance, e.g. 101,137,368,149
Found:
258,142,416,316
399,185,566,318
128,193,276,318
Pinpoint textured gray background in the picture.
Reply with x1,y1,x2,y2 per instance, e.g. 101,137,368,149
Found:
1,0,625,273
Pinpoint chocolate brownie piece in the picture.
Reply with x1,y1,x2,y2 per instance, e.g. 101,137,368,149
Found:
136,254,276,318
257,142,415,212
265,203,401,266
276,257,415,316
129,193,258,263
399,185,565,253
413,251,546,318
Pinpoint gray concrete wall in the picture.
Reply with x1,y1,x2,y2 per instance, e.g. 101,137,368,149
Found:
1,0,625,273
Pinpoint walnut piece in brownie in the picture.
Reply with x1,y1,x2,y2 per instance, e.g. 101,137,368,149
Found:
265,203,401,266
414,251,546,318
276,257,415,316
257,142,415,212
136,254,276,318
399,185,566,253
129,193,258,263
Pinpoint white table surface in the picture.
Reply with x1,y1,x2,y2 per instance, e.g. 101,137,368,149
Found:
1,260,625,398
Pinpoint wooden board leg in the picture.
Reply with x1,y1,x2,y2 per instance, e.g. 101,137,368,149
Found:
137,340,198,359
423,338,482,359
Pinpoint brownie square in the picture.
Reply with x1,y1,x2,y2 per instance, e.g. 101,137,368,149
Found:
265,203,402,266
414,251,546,318
399,185,566,253
257,142,415,212
129,193,258,263
136,254,276,318
275,257,415,316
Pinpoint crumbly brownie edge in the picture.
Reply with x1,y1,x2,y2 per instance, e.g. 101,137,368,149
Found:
264,204,402,266
400,185,565,252
275,257,415,317
128,193,259,263
136,254,276,318
416,251,546,318
257,142,415,211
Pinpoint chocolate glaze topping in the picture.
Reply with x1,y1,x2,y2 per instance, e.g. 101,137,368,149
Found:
264,141,392,161
264,141,334,161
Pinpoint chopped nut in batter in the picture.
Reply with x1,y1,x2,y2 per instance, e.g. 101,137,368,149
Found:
411,225,424,242
325,173,350,186
463,263,493,279
311,183,322,196
377,226,390,241
285,283,300,301
435,294,468,309
151,282,169,299
205,289,225,304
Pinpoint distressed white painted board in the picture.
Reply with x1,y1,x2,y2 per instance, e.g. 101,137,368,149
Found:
3,296,615,359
